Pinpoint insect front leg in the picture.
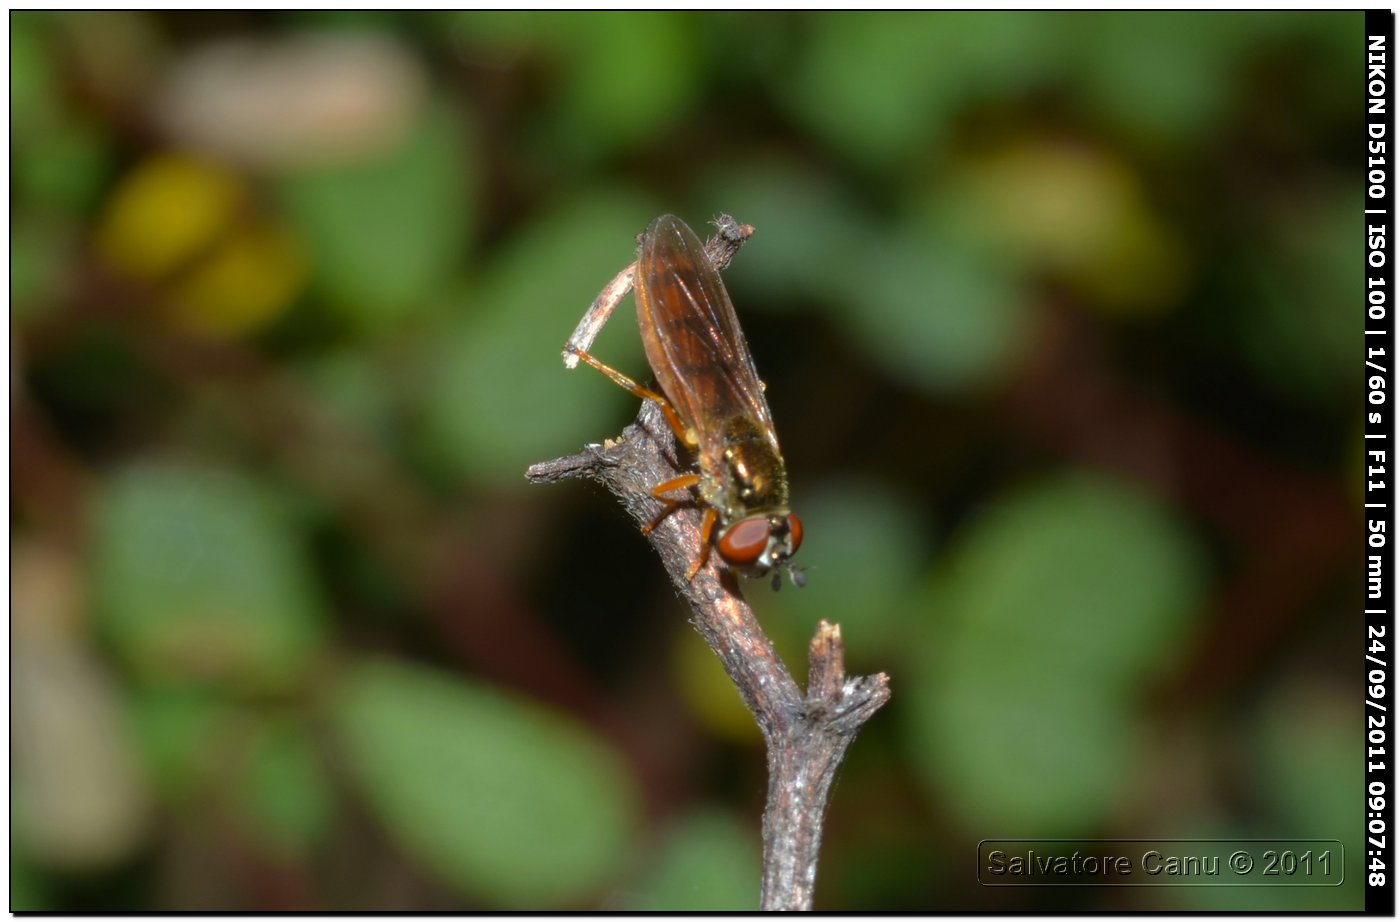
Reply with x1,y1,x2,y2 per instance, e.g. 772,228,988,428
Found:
562,261,636,368
565,347,693,445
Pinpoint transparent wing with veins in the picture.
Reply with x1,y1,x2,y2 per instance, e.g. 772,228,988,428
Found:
634,214,778,465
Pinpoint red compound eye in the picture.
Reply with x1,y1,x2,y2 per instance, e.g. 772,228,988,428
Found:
786,514,803,555
716,516,771,566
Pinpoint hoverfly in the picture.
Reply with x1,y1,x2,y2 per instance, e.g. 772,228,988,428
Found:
566,214,804,589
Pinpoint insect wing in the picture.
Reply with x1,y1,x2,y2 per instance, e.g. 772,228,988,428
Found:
635,215,777,456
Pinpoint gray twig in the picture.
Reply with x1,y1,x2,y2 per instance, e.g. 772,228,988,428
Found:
527,400,891,912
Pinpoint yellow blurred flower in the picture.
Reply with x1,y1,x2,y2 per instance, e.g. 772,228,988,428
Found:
165,220,306,338
672,626,762,745
95,152,306,337
96,153,242,279
955,140,1188,317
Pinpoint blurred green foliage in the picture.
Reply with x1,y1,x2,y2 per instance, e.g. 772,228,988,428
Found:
93,462,327,691
331,660,637,907
10,10,1363,911
907,474,1204,832
622,808,758,911
278,101,476,331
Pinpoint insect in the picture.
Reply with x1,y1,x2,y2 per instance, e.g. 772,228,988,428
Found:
565,214,804,589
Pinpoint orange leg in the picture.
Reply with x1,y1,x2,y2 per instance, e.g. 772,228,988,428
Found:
685,507,718,580
641,473,700,535
650,473,701,497
640,473,713,581
566,347,693,446
568,354,714,582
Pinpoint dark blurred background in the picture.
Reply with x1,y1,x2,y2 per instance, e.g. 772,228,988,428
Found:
11,11,1364,911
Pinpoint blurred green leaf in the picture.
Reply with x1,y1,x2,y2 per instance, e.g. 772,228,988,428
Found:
550,13,700,162
1252,680,1363,909
906,473,1204,832
240,717,333,858
10,851,49,912
784,12,1047,169
1070,13,1247,145
455,12,700,164
1278,12,1365,83
11,13,57,135
937,474,1203,679
918,664,1137,832
130,688,219,803
331,658,638,908
416,191,658,484
15,115,111,214
831,219,1027,393
623,808,758,911
1255,681,1357,838
279,100,475,331
12,14,111,214
93,462,327,690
